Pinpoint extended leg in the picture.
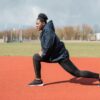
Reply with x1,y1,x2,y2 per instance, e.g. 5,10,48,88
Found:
59,58,99,79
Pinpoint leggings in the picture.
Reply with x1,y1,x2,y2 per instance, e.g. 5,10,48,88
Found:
33,53,99,79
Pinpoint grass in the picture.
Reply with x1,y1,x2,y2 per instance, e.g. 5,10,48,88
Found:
0,41,100,57
64,41,100,57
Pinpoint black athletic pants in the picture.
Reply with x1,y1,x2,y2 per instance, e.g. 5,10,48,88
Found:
33,54,99,79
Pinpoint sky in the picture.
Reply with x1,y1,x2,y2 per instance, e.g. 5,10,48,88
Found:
0,0,100,30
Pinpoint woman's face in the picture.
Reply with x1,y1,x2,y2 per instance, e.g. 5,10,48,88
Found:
36,19,45,31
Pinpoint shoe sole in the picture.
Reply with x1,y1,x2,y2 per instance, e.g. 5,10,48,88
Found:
28,83,44,86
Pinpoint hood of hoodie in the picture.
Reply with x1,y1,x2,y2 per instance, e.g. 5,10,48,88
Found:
43,20,55,32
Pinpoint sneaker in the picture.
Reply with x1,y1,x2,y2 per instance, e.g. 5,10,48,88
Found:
28,79,44,86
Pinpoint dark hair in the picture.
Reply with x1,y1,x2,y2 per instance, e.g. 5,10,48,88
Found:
37,13,48,23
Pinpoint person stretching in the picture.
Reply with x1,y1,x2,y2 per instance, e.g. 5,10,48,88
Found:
29,13,100,86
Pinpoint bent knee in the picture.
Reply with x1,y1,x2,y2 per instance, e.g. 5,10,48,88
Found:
74,70,87,77
33,54,41,61
73,70,81,77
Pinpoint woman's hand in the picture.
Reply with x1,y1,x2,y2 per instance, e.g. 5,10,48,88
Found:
38,51,42,56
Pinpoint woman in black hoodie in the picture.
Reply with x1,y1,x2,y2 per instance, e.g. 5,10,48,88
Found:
29,13,100,86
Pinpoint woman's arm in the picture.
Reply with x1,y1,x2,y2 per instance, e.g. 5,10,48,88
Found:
41,30,55,60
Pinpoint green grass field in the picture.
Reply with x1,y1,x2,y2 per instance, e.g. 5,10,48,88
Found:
0,41,100,57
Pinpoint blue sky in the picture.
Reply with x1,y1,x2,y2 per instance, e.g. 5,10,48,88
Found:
0,0,100,30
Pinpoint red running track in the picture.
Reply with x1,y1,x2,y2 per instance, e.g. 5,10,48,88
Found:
0,56,100,100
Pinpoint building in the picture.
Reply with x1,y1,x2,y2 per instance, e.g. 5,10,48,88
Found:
95,33,100,40
0,38,4,43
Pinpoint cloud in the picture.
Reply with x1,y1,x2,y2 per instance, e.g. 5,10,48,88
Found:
32,6,47,25
0,0,100,28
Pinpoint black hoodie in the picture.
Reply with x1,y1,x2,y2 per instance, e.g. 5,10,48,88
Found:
40,20,69,62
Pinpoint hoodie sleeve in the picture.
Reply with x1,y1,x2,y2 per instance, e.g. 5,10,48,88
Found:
41,30,55,60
